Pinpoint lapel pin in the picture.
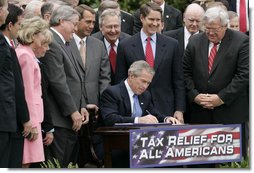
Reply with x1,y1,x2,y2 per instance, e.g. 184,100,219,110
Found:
141,102,143,105
122,19,126,22
166,15,169,18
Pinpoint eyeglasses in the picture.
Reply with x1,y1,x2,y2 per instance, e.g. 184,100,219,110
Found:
104,25,120,30
204,26,224,33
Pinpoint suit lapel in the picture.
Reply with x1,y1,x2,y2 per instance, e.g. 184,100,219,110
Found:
199,34,210,78
120,82,132,116
179,28,184,53
154,34,166,71
209,30,231,75
72,38,86,73
132,34,146,61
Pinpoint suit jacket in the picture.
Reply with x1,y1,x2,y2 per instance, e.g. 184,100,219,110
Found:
133,3,183,34
164,27,184,58
100,81,166,126
40,30,86,129
92,10,134,35
115,33,185,116
0,33,29,132
183,29,249,124
91,31,130,84
81,36,111,105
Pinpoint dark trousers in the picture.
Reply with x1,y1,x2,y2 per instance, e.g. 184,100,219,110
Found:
0,132,11,168
44,127,79,168
8,131,24,168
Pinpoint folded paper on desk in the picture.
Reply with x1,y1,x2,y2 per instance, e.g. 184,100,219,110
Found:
114,122,173,127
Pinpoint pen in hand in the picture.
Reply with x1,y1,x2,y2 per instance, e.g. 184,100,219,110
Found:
146,110,151,115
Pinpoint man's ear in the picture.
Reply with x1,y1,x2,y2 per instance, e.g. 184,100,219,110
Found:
140,14,145,23
8,22,13,31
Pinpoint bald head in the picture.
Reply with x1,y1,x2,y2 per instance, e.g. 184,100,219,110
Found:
183,3,205,34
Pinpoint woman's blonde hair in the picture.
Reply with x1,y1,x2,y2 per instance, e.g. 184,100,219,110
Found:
17,16,49,45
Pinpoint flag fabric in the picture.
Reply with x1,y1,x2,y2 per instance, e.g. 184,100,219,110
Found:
130,124,241,168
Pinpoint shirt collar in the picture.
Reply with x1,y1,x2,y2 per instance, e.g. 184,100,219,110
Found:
50,27,67,45
140,29,157,43
73,33,87,46
124,79,135,97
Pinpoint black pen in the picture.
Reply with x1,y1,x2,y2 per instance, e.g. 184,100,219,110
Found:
146,110,151,115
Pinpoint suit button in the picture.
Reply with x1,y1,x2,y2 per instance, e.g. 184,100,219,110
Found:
208,80,210,83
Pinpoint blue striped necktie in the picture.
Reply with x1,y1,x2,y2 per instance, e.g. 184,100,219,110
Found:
132,94,142,117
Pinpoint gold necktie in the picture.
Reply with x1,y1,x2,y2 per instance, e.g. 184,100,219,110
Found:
79,40,86,67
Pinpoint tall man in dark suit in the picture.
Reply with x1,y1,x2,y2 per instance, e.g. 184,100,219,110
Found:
40,5,90,167
92,9,130,84
115,2,185,123
183,7,249,159
164,3,204,59
0,0,32,167
133,0,182,34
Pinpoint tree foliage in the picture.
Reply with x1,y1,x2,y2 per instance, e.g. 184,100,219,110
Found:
79,0,191,14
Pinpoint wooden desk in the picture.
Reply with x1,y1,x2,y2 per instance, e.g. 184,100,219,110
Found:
95,126,138,168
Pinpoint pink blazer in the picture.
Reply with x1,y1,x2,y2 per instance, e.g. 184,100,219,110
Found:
16,45,44,127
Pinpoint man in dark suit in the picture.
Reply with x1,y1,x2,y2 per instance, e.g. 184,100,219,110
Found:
92,9,130,84
133,0,182,34
164,3,204,59
92,0,134,35
73,4,111,166
115,2,185,123
101,60,181,126
0,1,32,167
40,5,90,167
183,7,249,160
101,60,181,167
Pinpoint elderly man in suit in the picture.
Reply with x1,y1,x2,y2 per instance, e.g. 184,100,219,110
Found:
183,6,249,161
164,3,205,59
40,5,91,167
115,2,185,124
92,9,130,84
133,0,182,34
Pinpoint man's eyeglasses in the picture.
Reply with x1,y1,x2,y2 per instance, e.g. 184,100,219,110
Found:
204,26,224,33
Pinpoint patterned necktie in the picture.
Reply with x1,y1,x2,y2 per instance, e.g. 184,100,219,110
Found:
132,94,142,117
79,40,86,67
239,0,247,32
146,37,154,67
109,43,116,73
208,43,219,73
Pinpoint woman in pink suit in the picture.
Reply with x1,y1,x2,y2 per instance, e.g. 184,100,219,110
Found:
16,16,50,168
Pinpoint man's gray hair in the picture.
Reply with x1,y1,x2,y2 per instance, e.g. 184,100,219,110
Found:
99,9,121,28
128,60,155,77
202,6,229,26
50,5,80,26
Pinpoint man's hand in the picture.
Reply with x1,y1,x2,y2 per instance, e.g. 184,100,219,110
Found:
195,94,224,109
165,117,182,125
22,120,32,138
138,115,158,124
71,111,83,131
80,108,89,125
43,132,54,146
173,111,184,124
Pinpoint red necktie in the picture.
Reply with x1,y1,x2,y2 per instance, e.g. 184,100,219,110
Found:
10,39,15,48
146,37,154,67
109,43,116,73
208,43,218,73
239,0,247,32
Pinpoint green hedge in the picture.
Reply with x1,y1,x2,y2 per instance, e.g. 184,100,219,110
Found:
79,0,191,14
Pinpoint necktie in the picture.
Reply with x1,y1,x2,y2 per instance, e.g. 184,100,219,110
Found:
79,40,86,67
109,43,116,73
132,94,142,117
239,0,247,32
146,37,154,68
208,43,219,73
10,39,15,48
